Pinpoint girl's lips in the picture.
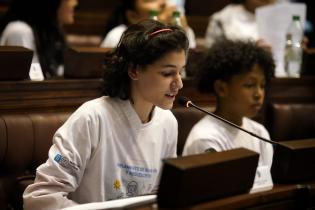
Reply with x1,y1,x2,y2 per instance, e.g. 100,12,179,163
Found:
165,93,175,97
165,93,177,100
251,104,262,111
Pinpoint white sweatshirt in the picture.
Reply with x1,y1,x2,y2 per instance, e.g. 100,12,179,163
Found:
183,116,273,168
23,96,178,210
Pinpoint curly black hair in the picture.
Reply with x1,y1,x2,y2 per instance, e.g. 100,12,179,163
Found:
102,19,189,100
196,40,275,94
231,0,245,3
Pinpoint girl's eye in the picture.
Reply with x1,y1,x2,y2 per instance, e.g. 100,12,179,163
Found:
161,70,177,77
161,72,173,77
243,83,255,88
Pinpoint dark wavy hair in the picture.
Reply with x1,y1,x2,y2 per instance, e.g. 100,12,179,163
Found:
196,40,275,94
103,19,189,100
231,0,245,3
0,0,67,78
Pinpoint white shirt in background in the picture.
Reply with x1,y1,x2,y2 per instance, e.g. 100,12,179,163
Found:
0,21,39,63
205,4,259,48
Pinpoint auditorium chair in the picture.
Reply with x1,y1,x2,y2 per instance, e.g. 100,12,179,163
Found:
266,103,315,141
172,107,212,155
0,112,71,210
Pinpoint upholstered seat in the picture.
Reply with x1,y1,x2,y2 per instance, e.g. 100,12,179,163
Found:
0,112,71,210
266,103,315,141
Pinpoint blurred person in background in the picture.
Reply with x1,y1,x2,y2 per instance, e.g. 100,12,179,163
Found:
0,0,78,78
205,0,275,48
101,0,196,48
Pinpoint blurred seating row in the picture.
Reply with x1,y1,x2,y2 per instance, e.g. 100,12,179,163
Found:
0,112,71,210
1,46,315,81
0,0,233,40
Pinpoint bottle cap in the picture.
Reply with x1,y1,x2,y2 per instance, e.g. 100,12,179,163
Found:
292,15,300,21
172,11,180,18
149,10,159,18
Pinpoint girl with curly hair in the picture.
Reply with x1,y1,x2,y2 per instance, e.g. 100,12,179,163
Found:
23,19,188,209
183,40,275,170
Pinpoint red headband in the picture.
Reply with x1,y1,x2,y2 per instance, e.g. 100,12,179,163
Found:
149,28,173,37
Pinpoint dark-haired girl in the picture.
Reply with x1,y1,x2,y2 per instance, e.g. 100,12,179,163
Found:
0,0,78,78
23,19,188,209
183,40,275,169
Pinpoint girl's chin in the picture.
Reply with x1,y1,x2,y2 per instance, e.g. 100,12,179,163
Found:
156,102,174,110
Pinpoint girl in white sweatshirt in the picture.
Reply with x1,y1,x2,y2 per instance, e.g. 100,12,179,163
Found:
23,19,189,210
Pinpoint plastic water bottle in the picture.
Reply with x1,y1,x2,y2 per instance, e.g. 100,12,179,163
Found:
172,11,182,27
284,15,303,77
149,9,159,21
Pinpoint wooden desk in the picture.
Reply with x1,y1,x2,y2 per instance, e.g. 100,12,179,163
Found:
128,183,315,210
0,78,212,113
0,79,103,113
1,77,315,112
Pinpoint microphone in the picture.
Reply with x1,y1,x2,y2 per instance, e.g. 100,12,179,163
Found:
179,96,315,183
178,96,280,146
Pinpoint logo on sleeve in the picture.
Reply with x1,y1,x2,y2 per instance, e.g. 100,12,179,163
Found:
54,154,79,172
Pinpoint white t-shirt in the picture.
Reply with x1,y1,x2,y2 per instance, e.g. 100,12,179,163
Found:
0,21,39,63
100,24,196,49
0,20,64,77
205,4,259,48
23,96,178,210
100,24,127,48
182,115,273,168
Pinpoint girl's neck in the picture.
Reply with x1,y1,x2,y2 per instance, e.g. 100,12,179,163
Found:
214,108,243,126
130,98,154,124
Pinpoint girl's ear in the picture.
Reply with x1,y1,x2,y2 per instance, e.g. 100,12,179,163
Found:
128,66,139,80
214,80,228,98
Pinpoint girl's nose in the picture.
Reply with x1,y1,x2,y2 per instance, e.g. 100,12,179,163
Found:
171,74,183,90
254,86,264,100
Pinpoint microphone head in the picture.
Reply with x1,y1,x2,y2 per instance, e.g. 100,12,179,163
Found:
178,96,191,107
